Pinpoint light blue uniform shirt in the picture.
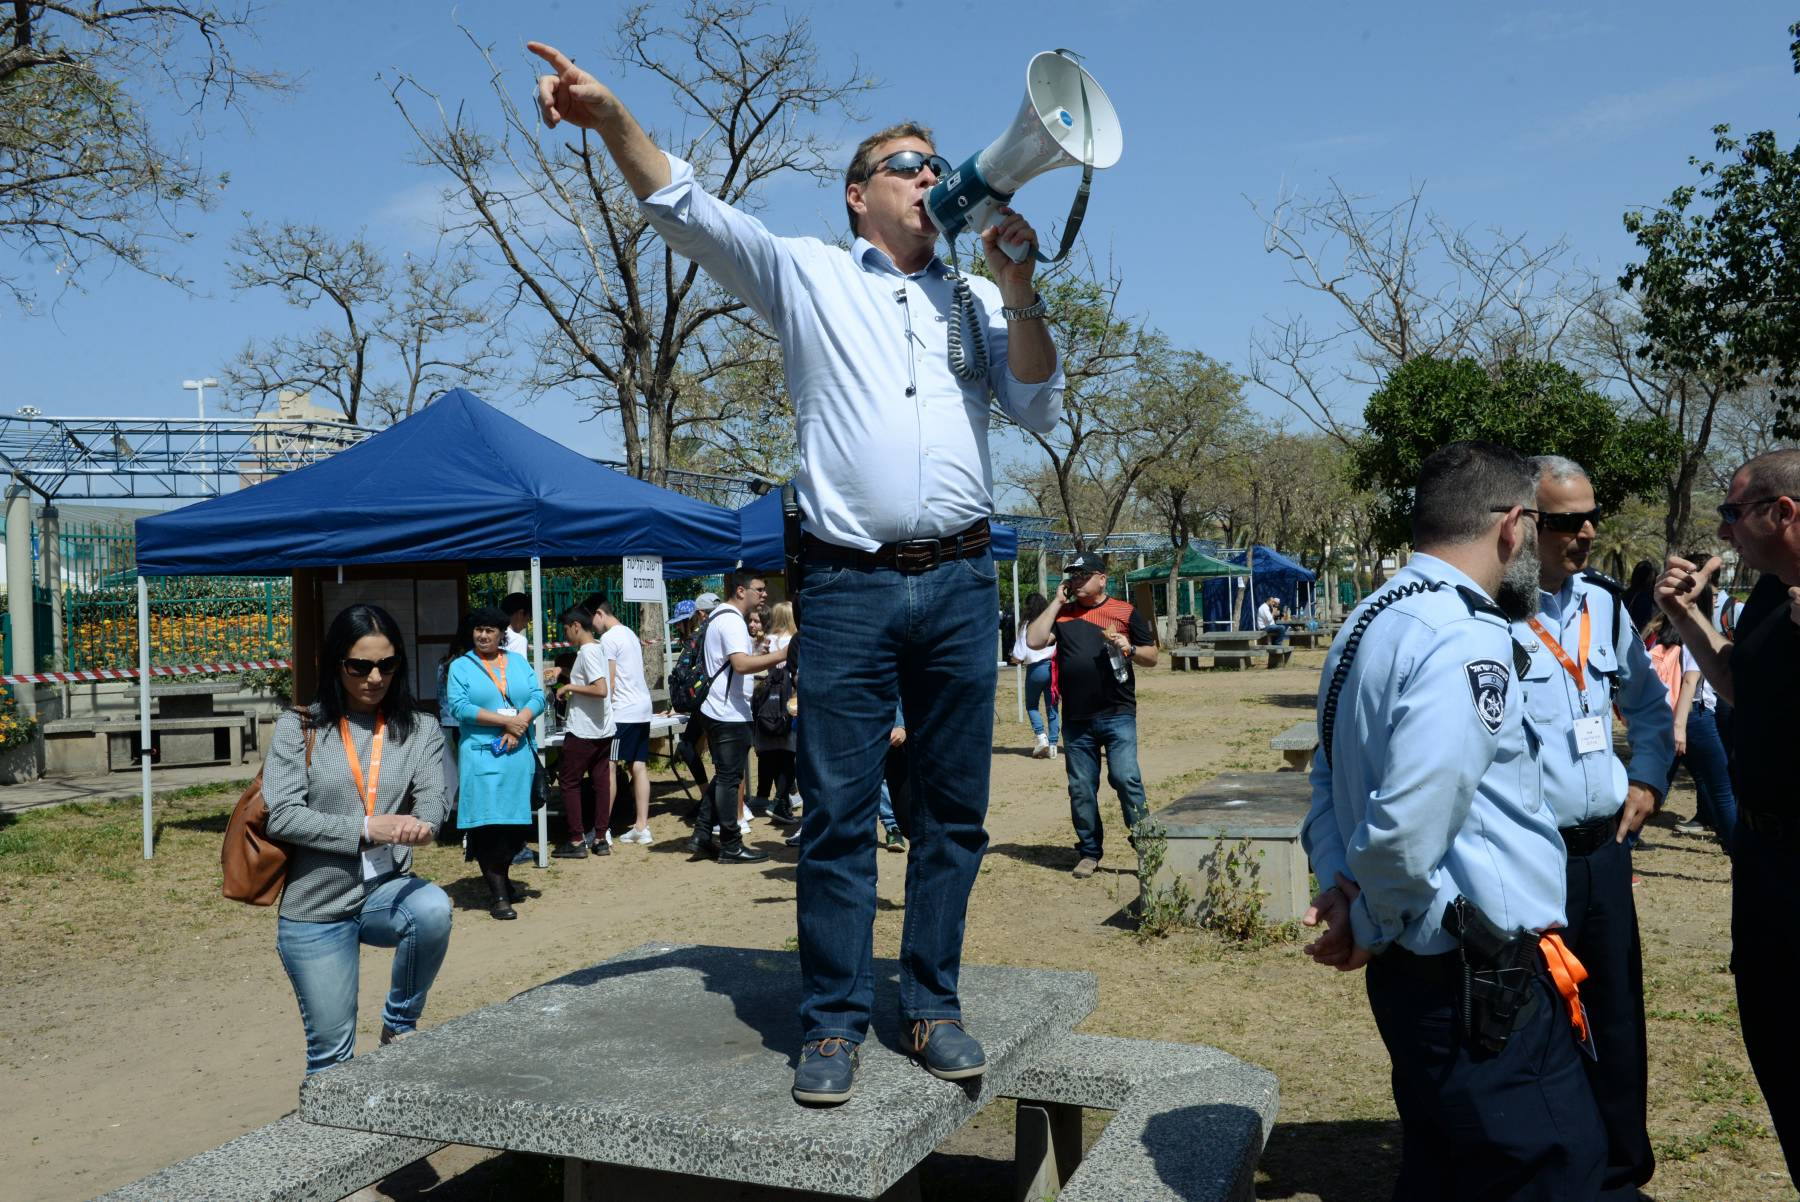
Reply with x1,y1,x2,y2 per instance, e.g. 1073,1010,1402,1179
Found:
638,153,1064,551
1302,554,1568,955
1516,572,1675,829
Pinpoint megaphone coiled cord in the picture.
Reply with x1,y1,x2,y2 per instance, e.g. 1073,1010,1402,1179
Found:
945,269,989,383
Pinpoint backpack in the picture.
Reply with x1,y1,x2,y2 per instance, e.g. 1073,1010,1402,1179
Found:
668,611,732,715
753,662,794,738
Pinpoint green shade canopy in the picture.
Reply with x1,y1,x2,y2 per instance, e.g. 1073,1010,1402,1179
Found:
1124,546,1249,583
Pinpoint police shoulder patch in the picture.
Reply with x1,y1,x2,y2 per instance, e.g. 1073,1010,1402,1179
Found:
1464,659,1509,734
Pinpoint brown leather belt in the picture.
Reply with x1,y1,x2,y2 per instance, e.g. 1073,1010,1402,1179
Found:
802,519,991,574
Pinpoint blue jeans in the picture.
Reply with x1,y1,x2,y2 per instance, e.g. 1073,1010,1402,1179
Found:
275,874,453,1074
795,551,997,1044
1063,711,1147,862
1263,623,1289,645
1023,659,1059,743
1684,705,1737,854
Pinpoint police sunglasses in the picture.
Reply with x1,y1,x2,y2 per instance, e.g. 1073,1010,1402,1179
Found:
342,656,402,677
1717,495,1794,524
1535,508,1602,534
874,150,952,179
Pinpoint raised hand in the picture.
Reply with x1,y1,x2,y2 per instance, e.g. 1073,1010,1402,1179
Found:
979,206,1040,295
1654,554,1722,620
527,41,614,131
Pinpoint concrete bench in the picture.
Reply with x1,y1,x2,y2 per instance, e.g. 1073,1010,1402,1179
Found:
1284,630,1321,649
94,1112,444,1202
1004,1032,1279,1202
1269,721,1317,772
1141,772,1312,924
1263,647,1293,669
42,712,253,775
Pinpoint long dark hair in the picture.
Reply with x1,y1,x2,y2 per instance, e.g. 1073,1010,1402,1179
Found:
1023,592,1048,625
315,603,418,739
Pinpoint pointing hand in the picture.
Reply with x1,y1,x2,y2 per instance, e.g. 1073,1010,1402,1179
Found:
527,41,615,131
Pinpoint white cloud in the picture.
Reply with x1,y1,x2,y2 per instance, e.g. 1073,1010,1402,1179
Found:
1530,70,1760,147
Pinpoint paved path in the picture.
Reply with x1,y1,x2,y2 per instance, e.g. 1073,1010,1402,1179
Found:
0,760,254,814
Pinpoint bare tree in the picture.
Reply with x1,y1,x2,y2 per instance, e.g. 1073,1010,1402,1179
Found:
1249,181,1594,440
0,2,286,310
385,3,874,483
225,221,500,424
669,335,797,482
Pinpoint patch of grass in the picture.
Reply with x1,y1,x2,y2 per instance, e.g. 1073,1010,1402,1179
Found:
1648,1008,1737,1028
1657,1111,1770,1162
1690,1058,1758,1108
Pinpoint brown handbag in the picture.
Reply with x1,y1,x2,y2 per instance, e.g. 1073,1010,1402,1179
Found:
221,711,313,906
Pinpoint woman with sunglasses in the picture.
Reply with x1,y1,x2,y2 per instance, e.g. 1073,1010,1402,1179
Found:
264,603,451,1075
446,606,547,920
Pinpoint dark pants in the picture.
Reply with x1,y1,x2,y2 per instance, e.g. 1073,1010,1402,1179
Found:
1367,951,1605,1202
794,551,997,1044
700,719,752,852
756,748,797,802
1562,834,1652,1191
678,713,711,795
559,733,613,843
1732,829,1800,1182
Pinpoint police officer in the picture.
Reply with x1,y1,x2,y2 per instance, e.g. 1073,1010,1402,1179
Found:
1518,455,1672,1198
1301,441,1605,1201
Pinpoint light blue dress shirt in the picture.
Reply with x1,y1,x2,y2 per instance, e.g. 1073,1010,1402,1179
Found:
1302,554,1568,955
1516,572,1675,829
638,153,1064,551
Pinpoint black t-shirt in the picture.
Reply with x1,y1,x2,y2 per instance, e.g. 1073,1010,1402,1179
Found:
1730,573,1799,816
1052,596,1155,722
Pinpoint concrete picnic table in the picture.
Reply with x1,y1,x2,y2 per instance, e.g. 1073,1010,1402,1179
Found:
1169,629,1271,671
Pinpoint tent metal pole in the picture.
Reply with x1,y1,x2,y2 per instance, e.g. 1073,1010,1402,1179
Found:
139,575,153,859
530,556,548,869
1012,557,1024,725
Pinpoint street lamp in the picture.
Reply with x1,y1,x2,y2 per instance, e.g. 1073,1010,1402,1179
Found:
182,377,219,420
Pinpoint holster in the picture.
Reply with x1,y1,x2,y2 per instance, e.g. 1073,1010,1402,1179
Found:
1444,895,1540,1054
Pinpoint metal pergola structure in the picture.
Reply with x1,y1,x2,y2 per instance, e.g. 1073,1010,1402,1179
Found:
0,413,370,500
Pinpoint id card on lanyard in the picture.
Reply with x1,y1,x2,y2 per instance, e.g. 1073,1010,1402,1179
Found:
473,652,517,717
342,715,392,880
1528,606,1608,755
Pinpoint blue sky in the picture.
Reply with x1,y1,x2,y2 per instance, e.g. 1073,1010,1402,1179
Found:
5,1,1796,487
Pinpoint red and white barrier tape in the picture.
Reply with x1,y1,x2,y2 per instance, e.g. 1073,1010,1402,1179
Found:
0,659,293,685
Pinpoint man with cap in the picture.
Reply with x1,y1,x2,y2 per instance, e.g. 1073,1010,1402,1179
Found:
1516,454,1672,1197
1024,551,1157,879
1301,441,1606,1200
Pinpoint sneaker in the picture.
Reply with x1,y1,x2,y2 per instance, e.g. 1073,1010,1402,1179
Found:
551,841,589,859
511,846,536,865
1047,742,1058,759
884,828,907,854
1072,856,1099,880
1032,734,1049,759
793,1038,859,1105
788,792,804,815
590,838,611,857
1674,818,1709,835
620,827,653,845
785,830,804,847
738,818,753,837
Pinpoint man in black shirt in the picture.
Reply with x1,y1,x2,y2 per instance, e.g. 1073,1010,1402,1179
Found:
1025,552,1158,879
1655,448,1800,1180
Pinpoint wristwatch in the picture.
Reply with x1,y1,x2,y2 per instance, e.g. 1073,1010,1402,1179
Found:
1001,294,1048,322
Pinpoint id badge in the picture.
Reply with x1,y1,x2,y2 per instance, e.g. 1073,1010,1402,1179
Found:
1572,715,1608,755
496,706,518,718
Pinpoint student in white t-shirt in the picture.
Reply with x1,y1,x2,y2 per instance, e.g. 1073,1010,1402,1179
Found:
692,573,788,863
593,600,656,845
501,592,531,657
1007,593,1058,758
546,606,613,859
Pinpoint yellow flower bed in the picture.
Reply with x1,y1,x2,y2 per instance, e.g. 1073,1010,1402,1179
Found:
69,612,293,670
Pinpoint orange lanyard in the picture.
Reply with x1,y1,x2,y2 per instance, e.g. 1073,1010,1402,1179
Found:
474,652,510,706
1528,605,1591,710
338,714,386,817
1540,932,1590,1042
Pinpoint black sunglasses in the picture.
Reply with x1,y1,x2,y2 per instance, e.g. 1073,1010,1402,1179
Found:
1717,495,1794,525
1535,508,1602,534
873,150,951,180
342,656,401,677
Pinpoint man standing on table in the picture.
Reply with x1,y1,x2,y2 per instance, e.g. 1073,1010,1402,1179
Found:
1516,455,1671,1198
1301,442,1605,1200
529,41,1063,1105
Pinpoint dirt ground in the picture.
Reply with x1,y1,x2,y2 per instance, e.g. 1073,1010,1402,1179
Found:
2,652,1790,1201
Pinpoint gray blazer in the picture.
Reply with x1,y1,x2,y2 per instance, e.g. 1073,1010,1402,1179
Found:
264,707,448,923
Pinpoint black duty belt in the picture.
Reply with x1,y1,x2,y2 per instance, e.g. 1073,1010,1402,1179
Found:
802,520,990,574
1374,944,1461,987
1559,816,1615,858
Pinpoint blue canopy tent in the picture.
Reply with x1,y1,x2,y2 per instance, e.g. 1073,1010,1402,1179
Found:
129,389,744,857
1201,545,1318,630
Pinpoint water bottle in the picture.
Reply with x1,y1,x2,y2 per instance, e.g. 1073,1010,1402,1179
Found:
1107,642,1129,683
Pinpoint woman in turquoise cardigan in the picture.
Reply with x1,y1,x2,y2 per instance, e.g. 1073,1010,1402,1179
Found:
446,606,546,920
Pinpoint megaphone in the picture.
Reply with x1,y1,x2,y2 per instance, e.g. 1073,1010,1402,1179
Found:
926,50,1122,264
